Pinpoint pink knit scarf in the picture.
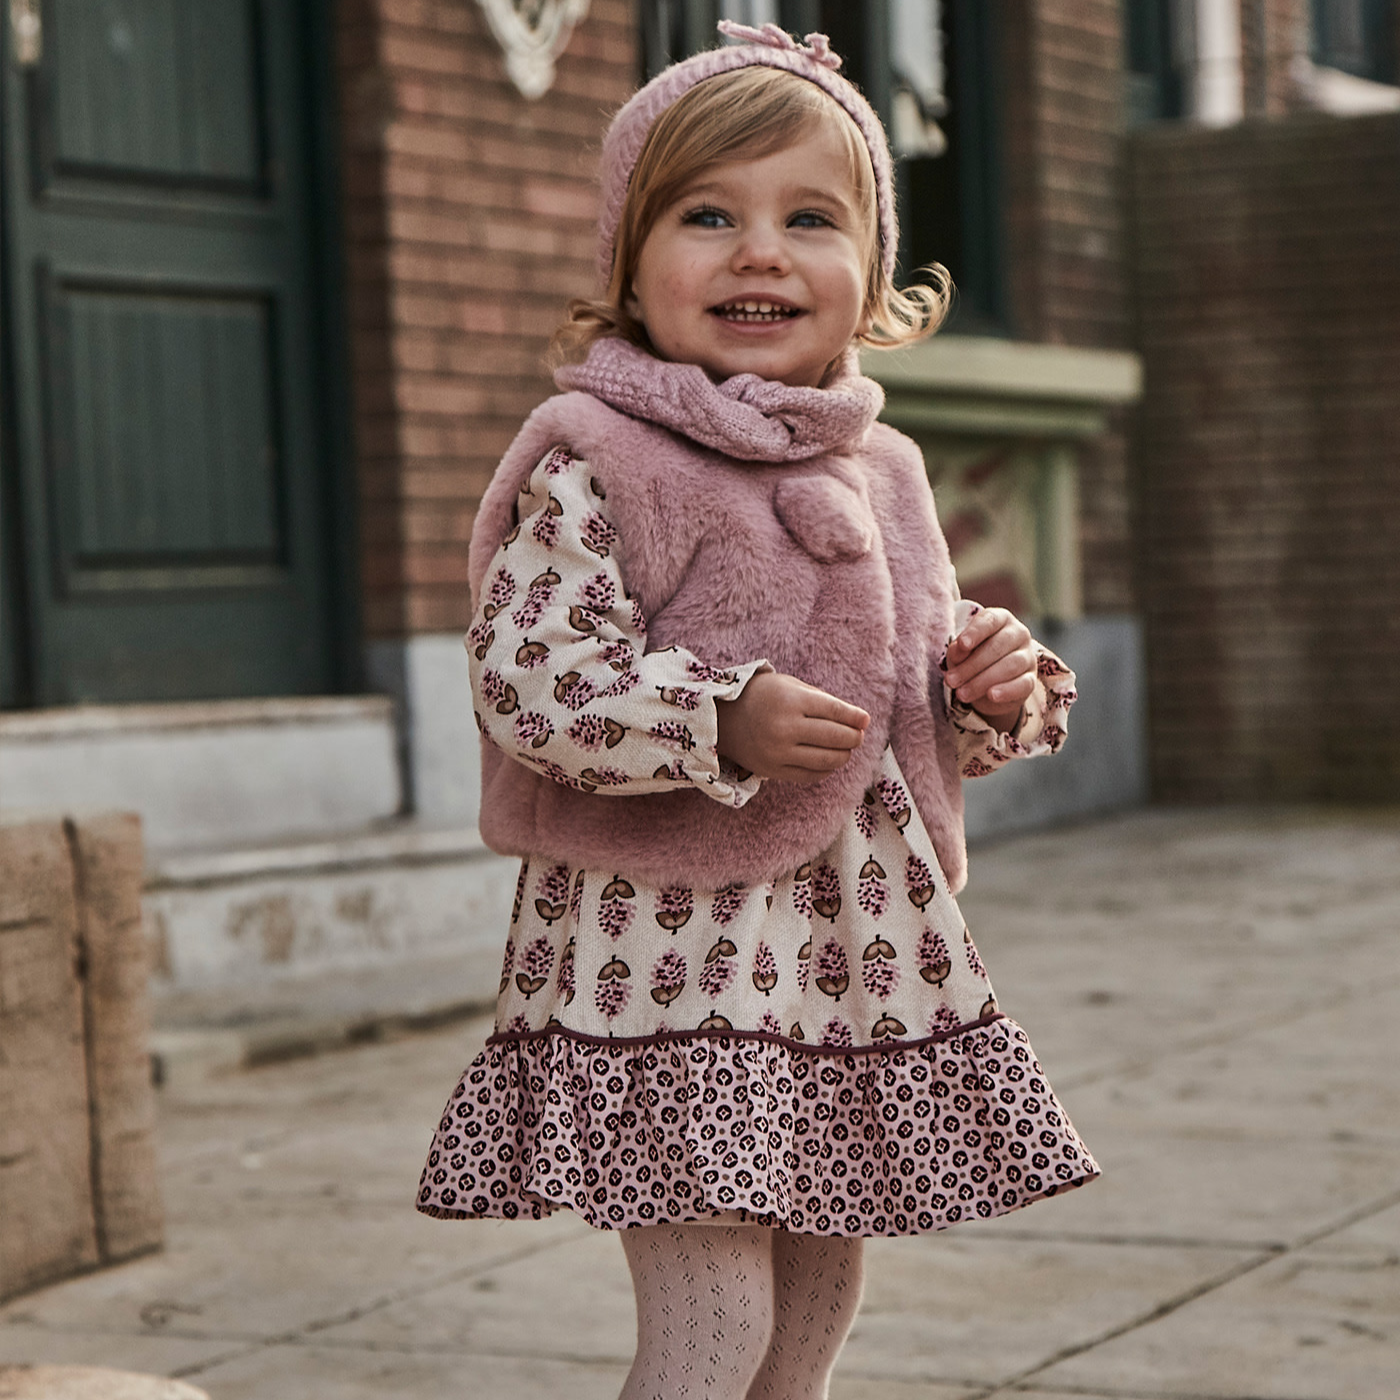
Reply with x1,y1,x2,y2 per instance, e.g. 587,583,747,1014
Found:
553,338,885,463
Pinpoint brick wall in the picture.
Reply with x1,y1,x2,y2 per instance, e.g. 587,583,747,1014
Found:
1013,0,1131,351
1002,0,1135,614
335,2,1138,632
1131,112,1400,800
335,0,637,638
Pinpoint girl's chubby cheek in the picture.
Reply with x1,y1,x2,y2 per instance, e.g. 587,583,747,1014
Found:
663,269,700,302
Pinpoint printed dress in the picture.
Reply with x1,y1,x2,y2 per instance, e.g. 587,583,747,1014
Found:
417,448,1100,1237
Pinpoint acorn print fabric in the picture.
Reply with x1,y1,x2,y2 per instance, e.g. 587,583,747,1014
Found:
417,448,1096,1236
466,446,768,808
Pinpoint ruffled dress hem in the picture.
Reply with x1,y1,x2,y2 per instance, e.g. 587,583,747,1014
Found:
416,1014,1100,1238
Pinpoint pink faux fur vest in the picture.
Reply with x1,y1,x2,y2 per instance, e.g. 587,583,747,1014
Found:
468,339,968,892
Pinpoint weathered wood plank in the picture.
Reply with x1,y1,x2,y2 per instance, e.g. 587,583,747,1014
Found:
69,814,163,1264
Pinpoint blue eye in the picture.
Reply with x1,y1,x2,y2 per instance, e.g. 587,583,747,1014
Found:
682,205,730,228
789,209,835,228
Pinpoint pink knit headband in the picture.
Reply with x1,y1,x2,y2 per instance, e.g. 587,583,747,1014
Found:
595,21,899,286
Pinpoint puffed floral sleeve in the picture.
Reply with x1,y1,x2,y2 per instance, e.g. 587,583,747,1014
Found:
467,447,768,807
943,600,1078,779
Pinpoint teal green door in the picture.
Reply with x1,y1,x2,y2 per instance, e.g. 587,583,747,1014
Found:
1,1,344,704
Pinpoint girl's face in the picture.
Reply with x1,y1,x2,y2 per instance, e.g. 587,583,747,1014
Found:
627,124,871,388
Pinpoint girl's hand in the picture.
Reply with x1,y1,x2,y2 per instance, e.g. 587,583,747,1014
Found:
716,672,870,785
944,608,1036,732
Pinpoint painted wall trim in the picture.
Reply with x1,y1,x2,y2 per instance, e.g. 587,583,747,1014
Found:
865,335,1143,408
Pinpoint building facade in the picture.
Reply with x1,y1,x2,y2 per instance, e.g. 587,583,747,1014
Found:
1126,0,1400,801
1,1,1392,1008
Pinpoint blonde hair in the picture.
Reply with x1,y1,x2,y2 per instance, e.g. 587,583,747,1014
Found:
551,66,949,366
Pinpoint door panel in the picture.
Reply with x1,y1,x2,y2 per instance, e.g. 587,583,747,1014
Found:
48,281,283,588
2,0,342,704
48,0,264,188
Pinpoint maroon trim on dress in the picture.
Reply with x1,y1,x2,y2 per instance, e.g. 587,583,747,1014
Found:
484,1010,1007,1058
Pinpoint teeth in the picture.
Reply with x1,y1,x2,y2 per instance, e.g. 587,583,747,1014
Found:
716,300,796,321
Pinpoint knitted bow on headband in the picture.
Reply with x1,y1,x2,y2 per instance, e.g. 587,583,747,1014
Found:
715,20,843,70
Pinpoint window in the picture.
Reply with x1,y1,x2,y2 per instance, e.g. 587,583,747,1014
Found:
894,1,1005,333
638,0,1009,334
1311,0,1397,82
1125,0,1190,121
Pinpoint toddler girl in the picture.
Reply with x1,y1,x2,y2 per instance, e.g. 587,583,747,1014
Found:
418,22,1098,1399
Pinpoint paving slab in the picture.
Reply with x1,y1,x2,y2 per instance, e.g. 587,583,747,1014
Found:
967,807,1400,909
1306,1196,1400,1252
4,808,1399,1400
177,1341,981,1400
151,1016,507,1217
1069,981,1400,1145
0,1330,231,1379
1029,1197,1400,1400
157,1083,486,1214
831,1384,976,1400
1003,1393,1172,1400
0,1204,587,1345
139,1343,633,1400
0,1017,583,1374
320,1224,635,1363
842,1232,1257,1391
962,818,1399,1090
974,1118,1400,1248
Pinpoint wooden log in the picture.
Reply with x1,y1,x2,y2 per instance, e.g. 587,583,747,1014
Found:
0,1365,208,1398
0,812,162,1301
0,818,99,1301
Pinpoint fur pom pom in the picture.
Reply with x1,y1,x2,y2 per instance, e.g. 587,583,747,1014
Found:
773,475,876,563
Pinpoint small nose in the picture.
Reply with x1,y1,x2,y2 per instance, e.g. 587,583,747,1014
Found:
731,220,789,274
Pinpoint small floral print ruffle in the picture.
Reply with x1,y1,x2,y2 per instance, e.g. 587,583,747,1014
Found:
416,1017,1100,1237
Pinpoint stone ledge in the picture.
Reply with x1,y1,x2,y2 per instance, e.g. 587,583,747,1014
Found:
866,335,1144,440
144,821,516,1023
0,697,402,853
866,334,1143,404
150,946,501,1086
0,695,393,741
146,821,490,889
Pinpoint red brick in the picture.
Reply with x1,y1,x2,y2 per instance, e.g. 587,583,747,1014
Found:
1132,112,1400,800
401,549,473,586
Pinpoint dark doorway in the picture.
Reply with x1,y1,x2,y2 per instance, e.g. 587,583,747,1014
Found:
0,0,350,705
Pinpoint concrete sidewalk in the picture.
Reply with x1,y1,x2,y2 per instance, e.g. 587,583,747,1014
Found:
3,807,1398,1399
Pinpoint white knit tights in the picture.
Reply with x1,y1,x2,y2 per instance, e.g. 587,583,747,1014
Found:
745,1230,865,1400
618,1223,865,1400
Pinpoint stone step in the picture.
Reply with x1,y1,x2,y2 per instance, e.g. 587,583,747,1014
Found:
145,820,517,1083
148,948,499,1085
0,696,402,852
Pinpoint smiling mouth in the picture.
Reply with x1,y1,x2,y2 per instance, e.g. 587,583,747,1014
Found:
710,299,803,323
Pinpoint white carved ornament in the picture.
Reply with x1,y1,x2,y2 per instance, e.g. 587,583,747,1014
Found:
477,0,591,100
